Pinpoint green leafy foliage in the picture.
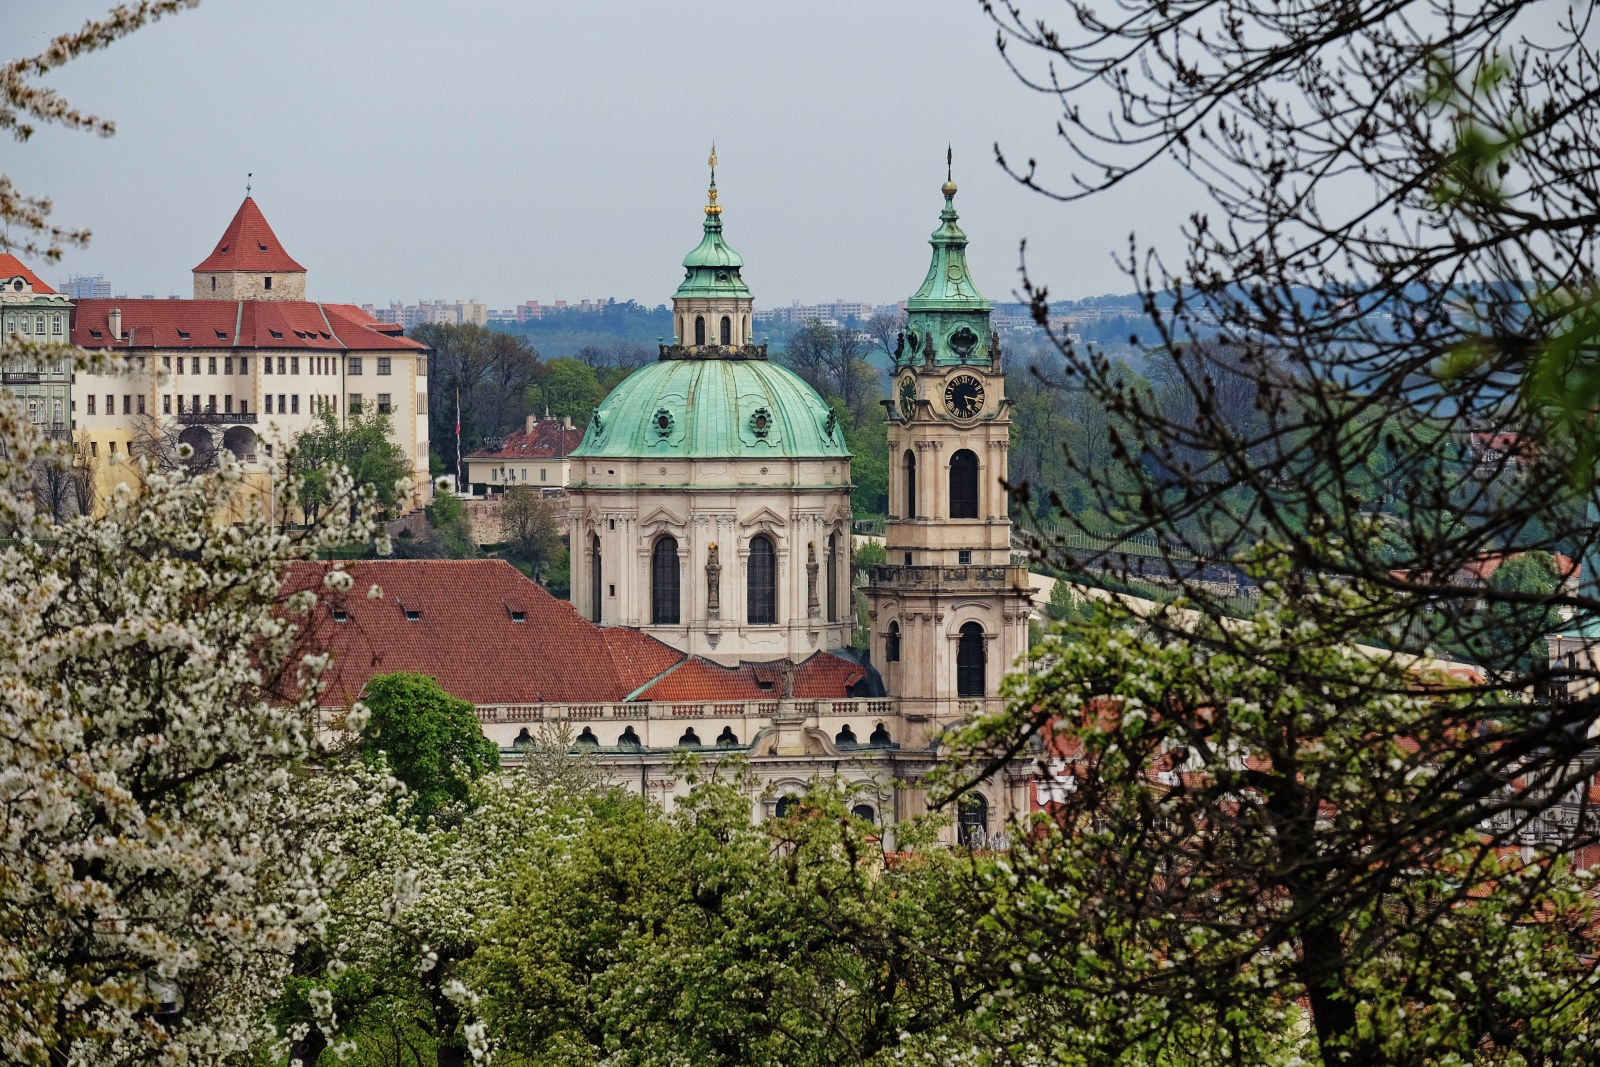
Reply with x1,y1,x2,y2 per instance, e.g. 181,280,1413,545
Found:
359,672,500,824
291,406,411,523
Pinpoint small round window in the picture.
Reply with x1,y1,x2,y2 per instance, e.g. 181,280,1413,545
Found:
654,408,673,437
750,408,771,438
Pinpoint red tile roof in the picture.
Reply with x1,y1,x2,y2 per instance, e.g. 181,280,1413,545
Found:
634,652,864,701
467,419,585,461
0,254,55,294
280,559,864,709
192,196,306,274
283,559,684,707
70,299,426,352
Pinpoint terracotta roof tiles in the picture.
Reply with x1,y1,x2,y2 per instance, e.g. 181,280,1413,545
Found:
70,299,425,352
192,196,306,274
0,254,55,294
467,419,585,461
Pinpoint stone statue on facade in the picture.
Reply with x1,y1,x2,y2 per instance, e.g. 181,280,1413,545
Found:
706,541,721,619
806,540,820,618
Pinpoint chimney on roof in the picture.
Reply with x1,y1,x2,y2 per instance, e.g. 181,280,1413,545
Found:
563,415,572,429
526,414,537,434
108,307,122,341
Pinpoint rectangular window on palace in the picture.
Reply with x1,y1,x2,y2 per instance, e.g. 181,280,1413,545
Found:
239,356,248,374
291,357,300,375
105,394,113,414
349,356,362,375
377,357,391,376
224,356,233,375
291,394,299,414
263,357,272,375
52,317,62,335
207,395,216,412
277,357,286,375
278,393,286,413
122,395,130,415
191,357,200,375
87,395,96,415
163,394,171,414
137,395,145,415
225,395,233,414
349,393,362,413
163,355,171,371
208,357,217,375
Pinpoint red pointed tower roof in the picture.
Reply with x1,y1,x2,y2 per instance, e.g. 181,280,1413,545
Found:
192,196,306,274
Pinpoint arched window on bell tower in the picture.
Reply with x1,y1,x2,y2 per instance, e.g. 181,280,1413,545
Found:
651,535,680,625
886,621,901,662
957,621,986,697
950,449,979,519
903,450,917,518
695,315,706,345
589,533,603,625
825,532,839,621
720,315,732,345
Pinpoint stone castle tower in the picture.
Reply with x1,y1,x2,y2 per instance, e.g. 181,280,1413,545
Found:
192,196,307,301
865,172,1034,740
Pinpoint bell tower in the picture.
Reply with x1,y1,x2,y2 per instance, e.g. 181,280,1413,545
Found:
866,167,1033,734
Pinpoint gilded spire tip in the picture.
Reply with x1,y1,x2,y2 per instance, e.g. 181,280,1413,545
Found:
705,143,722,215
942,146,957,197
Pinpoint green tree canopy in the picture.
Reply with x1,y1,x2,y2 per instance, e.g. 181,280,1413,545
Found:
359,672,500,824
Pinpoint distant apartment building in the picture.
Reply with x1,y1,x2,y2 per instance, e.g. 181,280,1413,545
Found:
753,299,893,326
361,299,487,329
74,196,431,517
0,255,74,438
61,273,111,301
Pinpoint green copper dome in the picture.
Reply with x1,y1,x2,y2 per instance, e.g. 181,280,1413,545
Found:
897,179,997,368
674,172,753,301
571,352,849,461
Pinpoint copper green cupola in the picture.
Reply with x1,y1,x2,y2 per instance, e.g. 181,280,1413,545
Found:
674,145,753,303
897,157,997,369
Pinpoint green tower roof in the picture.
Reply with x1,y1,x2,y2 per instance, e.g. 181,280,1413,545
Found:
571,352,849,462
896,172,998,369
674,148,753,300
906,179,990,313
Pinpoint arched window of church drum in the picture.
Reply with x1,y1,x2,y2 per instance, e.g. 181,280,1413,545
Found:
720,315,732,345
695,315,706,346
903,450,917,518
825,532,839,622
886,621,901,662
957,621,986,698
589,533,603,625
958,794,989,848
748,534,777,625
949,449,979,519
651,535,680,625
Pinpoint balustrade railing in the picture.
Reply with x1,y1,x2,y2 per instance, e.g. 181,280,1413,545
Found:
470,696,895,726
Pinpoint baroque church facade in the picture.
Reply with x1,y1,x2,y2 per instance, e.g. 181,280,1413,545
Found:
298,161,1038,844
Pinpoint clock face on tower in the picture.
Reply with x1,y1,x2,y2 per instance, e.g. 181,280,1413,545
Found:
898,375,918,420
943,374,985,419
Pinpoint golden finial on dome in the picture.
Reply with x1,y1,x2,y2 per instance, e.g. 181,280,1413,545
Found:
705,142,722,215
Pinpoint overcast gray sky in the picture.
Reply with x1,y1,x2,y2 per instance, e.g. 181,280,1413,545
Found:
8,0,1196,309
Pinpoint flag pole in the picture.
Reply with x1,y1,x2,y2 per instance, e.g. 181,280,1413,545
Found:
455,386,462,494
